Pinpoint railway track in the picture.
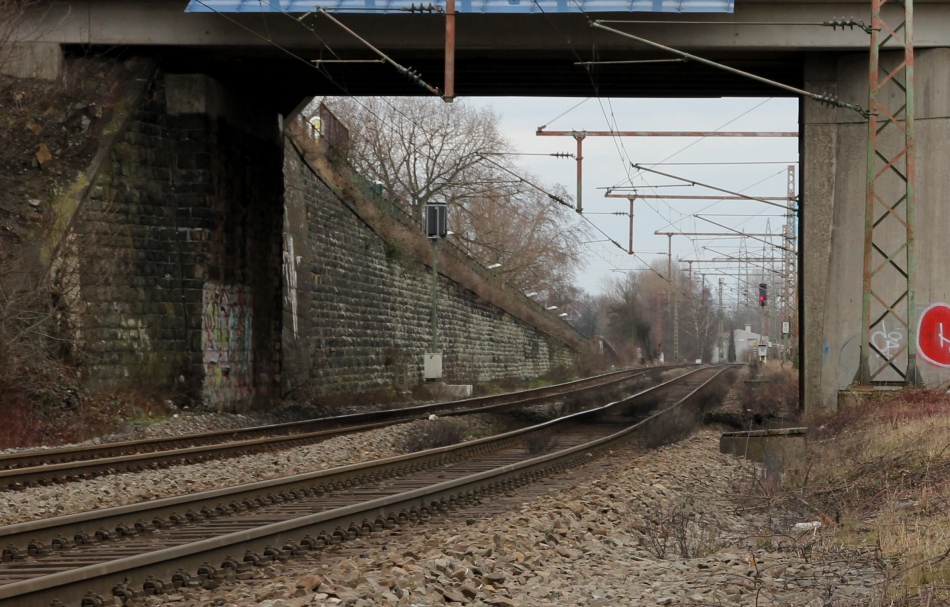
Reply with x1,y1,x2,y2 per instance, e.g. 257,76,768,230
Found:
0,366,673,489
0,365,735,607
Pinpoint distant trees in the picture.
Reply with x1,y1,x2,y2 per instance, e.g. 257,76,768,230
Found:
321,96,587,300
574,259,720,364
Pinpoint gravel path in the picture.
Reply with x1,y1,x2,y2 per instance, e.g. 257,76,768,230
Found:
120,426,882,607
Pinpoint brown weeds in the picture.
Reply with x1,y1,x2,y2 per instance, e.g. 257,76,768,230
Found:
748,388,950,604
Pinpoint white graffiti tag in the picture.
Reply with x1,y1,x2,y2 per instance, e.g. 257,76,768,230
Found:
870,320,904,358
939,323,950,351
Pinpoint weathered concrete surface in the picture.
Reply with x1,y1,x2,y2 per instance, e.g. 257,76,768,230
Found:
803,48,950,411
17,2,950,51
802,53,839,414
0,42,62,80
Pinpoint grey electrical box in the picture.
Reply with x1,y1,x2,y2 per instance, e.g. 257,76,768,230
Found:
424,201,447,239
424,353,443,379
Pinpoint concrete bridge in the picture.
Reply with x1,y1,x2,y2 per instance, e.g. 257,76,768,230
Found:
8,0,950,411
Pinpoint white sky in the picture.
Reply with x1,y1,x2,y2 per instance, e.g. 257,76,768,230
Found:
466,96,800,301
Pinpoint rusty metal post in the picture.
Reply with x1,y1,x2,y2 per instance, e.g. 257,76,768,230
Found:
718,278,725,362
443,0,455,102
857,0,917,386
574,133,585,213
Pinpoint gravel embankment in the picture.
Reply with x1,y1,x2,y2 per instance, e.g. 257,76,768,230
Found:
123,428,882,607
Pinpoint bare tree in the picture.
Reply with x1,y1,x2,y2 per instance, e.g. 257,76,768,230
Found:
599,272,654,362
451,182,585,296
0,0,51,83
683,281,716,363
323,96,508,218
320,95,587,302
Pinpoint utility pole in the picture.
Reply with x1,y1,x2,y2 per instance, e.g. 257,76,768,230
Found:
628,196,634,254
718,278,725,363
783,165,798,366
575,133,585,213
667,234,679,362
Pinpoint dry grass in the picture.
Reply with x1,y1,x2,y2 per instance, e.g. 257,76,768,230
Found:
632,486,718,559
773,390,950,604
740,362,800,426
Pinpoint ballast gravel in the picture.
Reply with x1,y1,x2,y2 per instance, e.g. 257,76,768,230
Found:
121,429,883,607
0,418,443,526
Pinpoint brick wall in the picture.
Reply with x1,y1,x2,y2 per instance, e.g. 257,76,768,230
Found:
74,72,283,411
282,138,578,400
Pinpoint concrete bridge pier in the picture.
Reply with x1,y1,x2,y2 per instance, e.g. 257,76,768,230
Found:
803,48,950,412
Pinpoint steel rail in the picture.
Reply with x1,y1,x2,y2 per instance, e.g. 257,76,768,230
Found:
0,366,700,556
0,367,668,486
0,366,734,607
0,367,644,468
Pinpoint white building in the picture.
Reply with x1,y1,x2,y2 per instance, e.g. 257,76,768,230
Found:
710,326,771,363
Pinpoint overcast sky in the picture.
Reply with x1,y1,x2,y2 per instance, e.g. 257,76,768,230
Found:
465,96,800,303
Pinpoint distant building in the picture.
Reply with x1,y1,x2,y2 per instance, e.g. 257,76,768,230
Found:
710,328,770,363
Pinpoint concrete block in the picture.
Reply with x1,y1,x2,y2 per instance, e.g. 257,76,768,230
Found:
425,382,474,401
0,42,63,80
719,428,807,465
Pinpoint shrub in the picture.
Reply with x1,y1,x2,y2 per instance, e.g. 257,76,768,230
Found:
738,365,800,426
397,418,466,453
633,488,717,559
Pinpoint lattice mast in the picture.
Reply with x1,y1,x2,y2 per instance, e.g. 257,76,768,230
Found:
783,165,798,365
857,0,918,386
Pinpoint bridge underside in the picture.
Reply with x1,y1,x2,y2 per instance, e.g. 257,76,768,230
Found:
97,45,803,107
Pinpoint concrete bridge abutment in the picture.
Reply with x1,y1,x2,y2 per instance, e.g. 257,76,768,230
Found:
802,48,950,412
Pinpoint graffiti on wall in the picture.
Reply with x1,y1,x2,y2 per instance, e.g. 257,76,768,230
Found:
917,303,950,367
870,319,905,360
282,235,300,340
202,282,254,409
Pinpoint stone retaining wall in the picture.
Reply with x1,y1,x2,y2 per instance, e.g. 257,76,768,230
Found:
64,67,582,410
281,137,579,399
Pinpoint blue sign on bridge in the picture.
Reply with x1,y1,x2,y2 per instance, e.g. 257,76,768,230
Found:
186,0,733,14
